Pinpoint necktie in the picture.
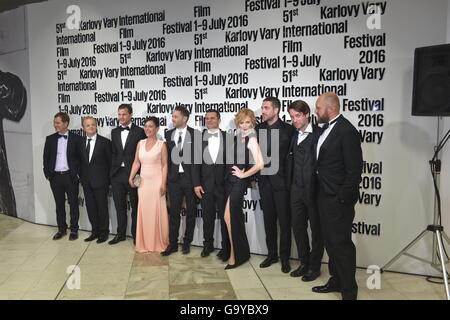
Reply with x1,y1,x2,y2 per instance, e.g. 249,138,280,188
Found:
120,126,130,131
58,134,67,139
86,138,92,161
177,132,183,156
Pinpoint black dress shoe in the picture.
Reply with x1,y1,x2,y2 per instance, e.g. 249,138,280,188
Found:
312,280,341,294
96,236,108,244
182,243,190,254
217,249,224,258
224,259,248,270
290,264,309,277
84,234,98,242
259,256,278,268
53,231,66,240
281,260,291,273
69,232,78,241
201,247,214,257
161,245,178,256
302,270,321,282
108,235,126,245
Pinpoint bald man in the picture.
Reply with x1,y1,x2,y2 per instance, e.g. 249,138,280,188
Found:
312,92,363,300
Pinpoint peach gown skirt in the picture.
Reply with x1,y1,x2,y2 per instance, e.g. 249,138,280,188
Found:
135,140,169,253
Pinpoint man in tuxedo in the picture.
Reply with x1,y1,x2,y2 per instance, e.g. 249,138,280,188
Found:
255,97,296,273
192,110,229,259
109,104,145,245
43,112,83,240
312,92,363,300
286,100,324,282
80,117,112,244
162,105,198,256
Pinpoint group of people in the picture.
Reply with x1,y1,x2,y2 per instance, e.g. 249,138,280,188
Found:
43,92,363,300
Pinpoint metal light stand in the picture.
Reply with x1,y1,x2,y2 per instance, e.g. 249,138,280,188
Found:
381,117,450,300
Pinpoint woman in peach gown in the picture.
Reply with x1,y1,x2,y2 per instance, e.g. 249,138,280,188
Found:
129,117,169,252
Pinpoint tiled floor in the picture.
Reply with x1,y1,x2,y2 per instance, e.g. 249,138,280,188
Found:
0,214,447,300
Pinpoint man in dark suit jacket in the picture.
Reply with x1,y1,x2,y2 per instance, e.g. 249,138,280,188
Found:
255,97,296,273
286,100,324,282
109,104,146,245
162,105,198,256
312,92,363,300
43,112,83,241
80,117,112,244
192,110,229,259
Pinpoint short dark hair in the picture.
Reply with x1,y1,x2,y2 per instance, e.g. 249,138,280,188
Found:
205,109,220,119
118,103,133,114
288,100,311,116
144,116,159,127
174,105,190,120
263,97,281,110
54,112,70,124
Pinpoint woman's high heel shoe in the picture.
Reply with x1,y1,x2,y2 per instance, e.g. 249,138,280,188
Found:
224,264,237,270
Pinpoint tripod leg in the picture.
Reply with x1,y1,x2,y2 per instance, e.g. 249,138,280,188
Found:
442,232,450,246
435,230,450,300
382,229,428,272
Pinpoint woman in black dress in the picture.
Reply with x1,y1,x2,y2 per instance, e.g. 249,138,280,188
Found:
224,108,264,269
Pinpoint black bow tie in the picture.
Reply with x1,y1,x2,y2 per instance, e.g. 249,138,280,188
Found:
58,134,67,139
120,126,130,131
322,118,338,131
206,131,219,138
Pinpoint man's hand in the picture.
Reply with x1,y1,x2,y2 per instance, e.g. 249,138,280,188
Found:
194,186,205,199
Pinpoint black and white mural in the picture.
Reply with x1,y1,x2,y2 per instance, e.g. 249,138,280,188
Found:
0,72,27,217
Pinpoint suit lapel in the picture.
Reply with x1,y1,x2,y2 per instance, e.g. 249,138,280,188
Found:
203,130,212,163
82,137,89,163
318,116,342,160
113,128,123,152
90,136,101,163
52,133,59,156
66,132,73,159
123,125,134,152
183,127,191,149
217,130,225,164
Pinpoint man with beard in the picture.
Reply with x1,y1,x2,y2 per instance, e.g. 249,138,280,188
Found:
312,92,363,300
255,97,296,273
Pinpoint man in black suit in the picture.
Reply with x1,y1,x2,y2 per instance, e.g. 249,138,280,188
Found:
255,97,296,273
43,112,83,240
192,110,229,259
312,92,363,300
286,100,324,282
109,104,146,245
162,106,198,256
80,117,112,244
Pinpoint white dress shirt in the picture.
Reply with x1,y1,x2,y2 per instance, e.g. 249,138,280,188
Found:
297,123,313,145
121,123,131,166
316,114,341,160
207,129,220,163
86,134,97,163
55,132,69,171
175,126,188,172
